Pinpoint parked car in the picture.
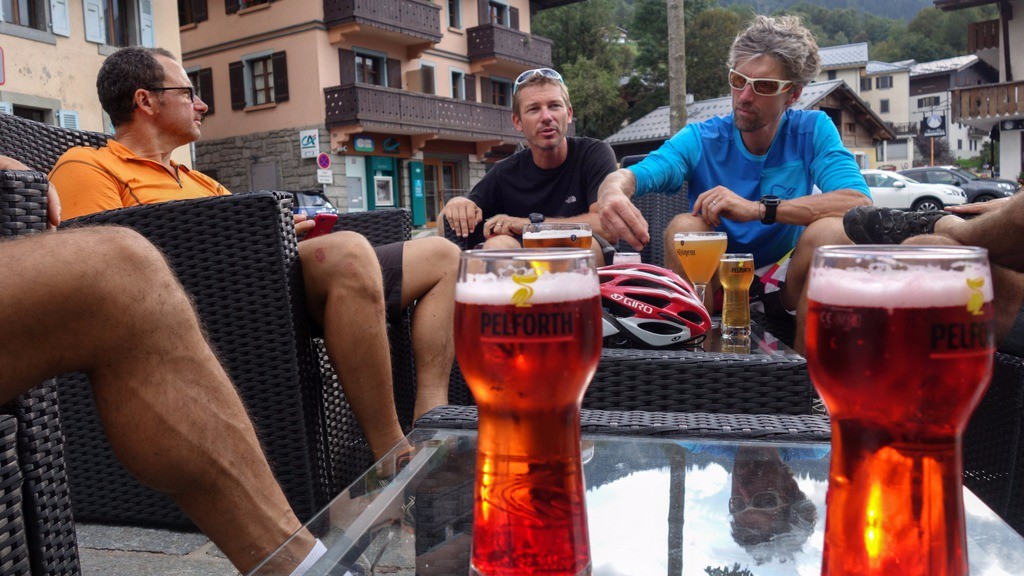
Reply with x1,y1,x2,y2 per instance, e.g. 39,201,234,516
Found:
898,166,1018,203
861,169,966,212
289,190,338,218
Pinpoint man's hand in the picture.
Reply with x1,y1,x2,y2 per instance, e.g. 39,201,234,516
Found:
441,196,483,238
691,186,759,228
597,169,649,250
483,214,529,238
945,197,1010,216
293,213,315,236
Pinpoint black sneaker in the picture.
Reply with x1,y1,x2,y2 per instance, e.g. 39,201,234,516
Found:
843,206,948,245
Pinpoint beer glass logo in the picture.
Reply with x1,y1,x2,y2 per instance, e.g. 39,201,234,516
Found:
570,233,578,244
966,277,985,316
676,240,696,256
511,270,538,307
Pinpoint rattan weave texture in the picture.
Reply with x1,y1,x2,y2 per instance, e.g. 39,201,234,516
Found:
0,113,109,173
0,414,31,576
0,170,82,575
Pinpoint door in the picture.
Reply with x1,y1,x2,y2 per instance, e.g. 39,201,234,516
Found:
345,156,366,212
423,160,442,228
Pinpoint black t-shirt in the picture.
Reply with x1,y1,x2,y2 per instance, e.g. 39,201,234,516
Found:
467,136,617,232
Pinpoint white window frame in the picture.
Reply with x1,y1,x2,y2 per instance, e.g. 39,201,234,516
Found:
57,109,79,129
488,0,509,26
447,0,460,28
353,47,388,87
240,48,275,108
82,0,153,46
451,68,466,100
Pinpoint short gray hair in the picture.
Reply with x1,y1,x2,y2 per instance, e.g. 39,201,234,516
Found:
728,15,821,86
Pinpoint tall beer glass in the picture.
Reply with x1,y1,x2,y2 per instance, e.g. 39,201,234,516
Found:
719,253,754,337
456,249,602,576
806,246,995,576
522,222,593,249
673,231,727,305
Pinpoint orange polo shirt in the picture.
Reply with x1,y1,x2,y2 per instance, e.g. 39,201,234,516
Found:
51,139,230,220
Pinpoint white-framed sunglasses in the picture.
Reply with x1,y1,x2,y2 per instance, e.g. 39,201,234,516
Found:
728,69,794,96
513,68,564,94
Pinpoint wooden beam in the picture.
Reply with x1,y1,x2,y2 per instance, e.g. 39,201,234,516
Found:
330,126,365,152
411,133,439,151
328,23,361,45
475,139,504,158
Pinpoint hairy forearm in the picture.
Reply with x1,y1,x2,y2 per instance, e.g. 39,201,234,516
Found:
597,169,637,201
544,211,607,237
776,189,870,225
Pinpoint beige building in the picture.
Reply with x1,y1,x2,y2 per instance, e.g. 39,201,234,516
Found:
0,1,185,161
180,0,570,227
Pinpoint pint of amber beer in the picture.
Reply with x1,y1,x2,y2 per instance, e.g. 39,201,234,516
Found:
522,222,593,249
719,253,754,337
806,246,994,576
455,249,601,576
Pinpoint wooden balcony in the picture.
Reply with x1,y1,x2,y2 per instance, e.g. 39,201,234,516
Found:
885,121,919,136
324,83,522,142
951,81,1024,123
324,0,442,45
467,24,553,73
968,19,999,52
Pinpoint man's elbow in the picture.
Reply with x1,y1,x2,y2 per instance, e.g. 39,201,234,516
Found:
853,193,872,208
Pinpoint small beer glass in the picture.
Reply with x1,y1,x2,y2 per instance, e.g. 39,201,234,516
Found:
673,231,727,306
456,249,601,576
806,246,995,576
522,222,593,249
719,253,754,337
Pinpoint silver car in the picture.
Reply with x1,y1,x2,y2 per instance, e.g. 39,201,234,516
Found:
861,169,967,212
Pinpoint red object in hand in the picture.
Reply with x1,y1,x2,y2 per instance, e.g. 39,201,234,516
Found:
303,212,338,240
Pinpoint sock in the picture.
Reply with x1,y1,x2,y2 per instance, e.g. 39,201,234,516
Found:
288,539,327,576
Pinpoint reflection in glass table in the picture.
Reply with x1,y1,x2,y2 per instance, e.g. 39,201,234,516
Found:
250,428,1024,575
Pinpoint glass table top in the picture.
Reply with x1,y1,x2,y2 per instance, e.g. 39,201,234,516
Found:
252,428,1023,575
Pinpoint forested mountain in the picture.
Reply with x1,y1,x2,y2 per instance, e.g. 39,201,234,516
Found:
720,0,933,21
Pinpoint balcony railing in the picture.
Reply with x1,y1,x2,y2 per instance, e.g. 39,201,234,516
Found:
951,81,1024,123
324,84,521,140
467,24,552,68
324,0,441,43
968,19,999,52
885,121,919,136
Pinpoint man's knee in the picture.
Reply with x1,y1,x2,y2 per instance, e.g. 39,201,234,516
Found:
301,230,384,300
796,217,847,252
482,235,520,250
75,227,177,296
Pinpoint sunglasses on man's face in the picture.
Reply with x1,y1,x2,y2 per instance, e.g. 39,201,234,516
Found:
513,68,564,94
728,69,794,96
728,490,784,515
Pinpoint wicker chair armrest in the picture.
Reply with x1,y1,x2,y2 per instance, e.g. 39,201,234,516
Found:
1,169,50,238
0,112,110,173
332,206,413,244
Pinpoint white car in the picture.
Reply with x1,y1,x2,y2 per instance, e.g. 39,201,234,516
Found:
861,169,967,212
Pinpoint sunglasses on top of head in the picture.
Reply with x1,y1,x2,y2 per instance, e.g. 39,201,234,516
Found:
728,69,794,96
513,68,564,94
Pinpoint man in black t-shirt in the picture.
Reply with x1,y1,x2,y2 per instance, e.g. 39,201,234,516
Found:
441,68,617,259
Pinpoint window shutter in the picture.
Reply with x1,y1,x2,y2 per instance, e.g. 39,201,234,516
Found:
225,0,239,14
465,74,476,102
229,61,246,110
477,0,488,25
57,110,79,130
193,0,208,22
50,0,71,36
480,78,492,104
0,102,12,115
509,7,518,30
272,52,289,103
83,0,106,43
199,68,215,114
138,0,155,47
386,59,402,89
339,49,356,84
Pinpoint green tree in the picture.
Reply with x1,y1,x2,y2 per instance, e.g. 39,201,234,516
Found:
705,563,755,576
564,57,627,138
532,0,629,72
686,8,746,100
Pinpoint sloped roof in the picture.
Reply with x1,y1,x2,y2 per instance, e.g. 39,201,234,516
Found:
819,43,869,69
605,80,893,145
910,54,980,76
866,60,911,74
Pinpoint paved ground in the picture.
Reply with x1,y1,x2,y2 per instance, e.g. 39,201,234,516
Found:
77,524,236,575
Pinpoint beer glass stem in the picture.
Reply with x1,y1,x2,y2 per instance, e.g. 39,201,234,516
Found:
822,421,969,576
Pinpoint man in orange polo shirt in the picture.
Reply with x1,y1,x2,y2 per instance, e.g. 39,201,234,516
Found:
51,46,458,465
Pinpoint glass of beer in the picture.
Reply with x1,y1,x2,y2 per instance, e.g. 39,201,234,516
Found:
719,253,754,337
806,246,995,576
455,249,602,576
673,231,728,306
522,222,593,249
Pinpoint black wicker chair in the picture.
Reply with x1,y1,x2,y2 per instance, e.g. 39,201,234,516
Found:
1,113,417,529
1,170,82,575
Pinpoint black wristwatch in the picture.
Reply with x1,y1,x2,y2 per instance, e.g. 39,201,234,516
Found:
529,213,545,224
760,195,781,225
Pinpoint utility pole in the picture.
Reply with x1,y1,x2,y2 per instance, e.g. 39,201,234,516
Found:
668,0,687,134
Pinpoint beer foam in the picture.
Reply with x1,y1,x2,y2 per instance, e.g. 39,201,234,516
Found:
456,271,600,304
808,265,993,308
522,229,593,239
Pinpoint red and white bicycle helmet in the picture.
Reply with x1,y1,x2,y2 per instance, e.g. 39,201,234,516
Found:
599,263,712,348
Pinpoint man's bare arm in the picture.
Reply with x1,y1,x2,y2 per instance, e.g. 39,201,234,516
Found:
597,169,649,250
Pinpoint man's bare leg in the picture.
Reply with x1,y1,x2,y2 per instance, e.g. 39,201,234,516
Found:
300,231,405,461
0,228,314,574
482,235,520,249
932,193,1024,270
786,218,851,355
399,237,459,419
